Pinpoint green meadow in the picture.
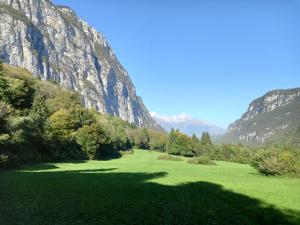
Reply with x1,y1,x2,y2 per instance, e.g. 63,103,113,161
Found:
0,150,299,225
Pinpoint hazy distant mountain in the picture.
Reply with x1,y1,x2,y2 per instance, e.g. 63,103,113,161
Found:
0,0,162,131
221,87,300,146
151,112,226,137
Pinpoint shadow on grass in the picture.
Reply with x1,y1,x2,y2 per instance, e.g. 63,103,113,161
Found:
20,163,60,171
0,167,299,225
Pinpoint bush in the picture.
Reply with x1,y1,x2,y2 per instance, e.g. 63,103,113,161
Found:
120,150,134,156
0,153,19,169
0,154,9,168
187,156,216,165
157,154,183,161
251,151,298,176
210,144,252,164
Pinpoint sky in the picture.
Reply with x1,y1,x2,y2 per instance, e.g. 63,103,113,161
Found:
54,0,300,129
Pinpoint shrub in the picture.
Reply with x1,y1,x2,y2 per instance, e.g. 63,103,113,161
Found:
210,144,253,164
157,154,183,161
120,150,134,156
187,156,216,165
251,151,298,175
0,153,19,169
0,154,9,168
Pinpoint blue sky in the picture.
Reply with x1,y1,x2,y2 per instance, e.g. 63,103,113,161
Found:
54,0,300,129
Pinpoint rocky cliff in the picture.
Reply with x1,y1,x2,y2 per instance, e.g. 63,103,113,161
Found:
223,87,300,146
0,0,161,130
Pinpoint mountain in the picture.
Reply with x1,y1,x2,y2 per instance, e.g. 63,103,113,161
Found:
222,87,300,146
0,0,161,130
151,112,226,137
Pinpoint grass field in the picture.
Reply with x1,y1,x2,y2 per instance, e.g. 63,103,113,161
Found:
0,150,299,225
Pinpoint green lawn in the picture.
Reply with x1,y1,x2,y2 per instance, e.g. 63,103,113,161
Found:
0,150,299,225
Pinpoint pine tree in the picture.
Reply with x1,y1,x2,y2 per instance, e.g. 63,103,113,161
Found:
192,133,200,143
201,132,212,146
167,128,178,154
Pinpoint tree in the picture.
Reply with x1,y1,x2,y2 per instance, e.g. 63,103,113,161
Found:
108,124,128,151
192,133,200,143
6,77,34,109
167,129,196,156
25,94,49,150
201,132,212,146
133,128,150,149
0,101,12,134
76,123,111,159
166,128,179,154
0,61,9,102
148,130,168,152
49,108,81,139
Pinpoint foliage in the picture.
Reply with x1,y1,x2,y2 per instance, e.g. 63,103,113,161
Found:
157,154,183,161
187,156,216,165
126,128,150,149
1,62,299,178
166,129,198,156
201,132,212,145
0,63,167,168
0,61,9,102
119,149,134,156
148,129,168,151
0,153,9,168
251,150,298,176
76,124,111,159
210,144,253,164
0,101,12,134
6,76,34,109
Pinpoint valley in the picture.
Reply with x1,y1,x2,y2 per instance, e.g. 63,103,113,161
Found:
0,0,299,225
1,150,299,225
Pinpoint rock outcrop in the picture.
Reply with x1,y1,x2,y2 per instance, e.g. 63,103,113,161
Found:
223,87,300,145
0,0,161,130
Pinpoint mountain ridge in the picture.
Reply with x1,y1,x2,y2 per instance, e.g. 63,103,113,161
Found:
151,112,226,137
222,87,300,146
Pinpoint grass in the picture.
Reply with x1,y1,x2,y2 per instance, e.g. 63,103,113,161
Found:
0,150,299,225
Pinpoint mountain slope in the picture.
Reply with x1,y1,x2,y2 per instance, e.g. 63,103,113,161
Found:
151,113,225,137
0,0,161,130
222,87,300,146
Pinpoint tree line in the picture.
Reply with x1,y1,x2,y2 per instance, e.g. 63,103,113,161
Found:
163,128,300,176
0,62,166,168
0,61,299,176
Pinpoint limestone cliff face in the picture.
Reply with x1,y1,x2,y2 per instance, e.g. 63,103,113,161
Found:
224,88,300,145
0,0,161,130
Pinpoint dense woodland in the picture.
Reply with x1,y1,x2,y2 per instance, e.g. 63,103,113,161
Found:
0,61,299,176
0,62,163,167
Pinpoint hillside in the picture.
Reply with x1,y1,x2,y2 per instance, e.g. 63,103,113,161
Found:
0,0,161,130
222,87,300,146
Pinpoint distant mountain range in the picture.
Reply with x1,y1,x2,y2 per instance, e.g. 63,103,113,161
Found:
150,112,226,137
221,87,300,146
